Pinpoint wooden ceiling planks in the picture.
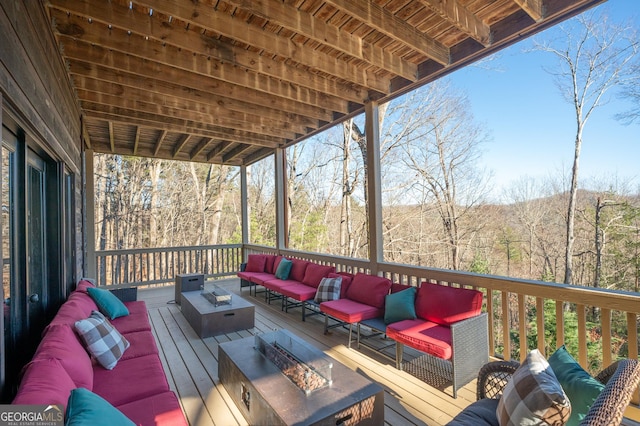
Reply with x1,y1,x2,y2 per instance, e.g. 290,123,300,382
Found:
46,0,606,166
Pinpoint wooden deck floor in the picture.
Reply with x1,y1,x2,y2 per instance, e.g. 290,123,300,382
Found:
138,279,476,426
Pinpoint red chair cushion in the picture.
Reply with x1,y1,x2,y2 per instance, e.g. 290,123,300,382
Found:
116,391,187,426
320,299,383,323
279,283,317,301
415,282,483,326
263,278,298,292
264,255,278,274
237,271,275,285
302,263,335,288
245,254,267,272
386,319,453,359
391,283,412,293
288,259,310,282
329,272,354,298
12,358,76,408
346,273,391,308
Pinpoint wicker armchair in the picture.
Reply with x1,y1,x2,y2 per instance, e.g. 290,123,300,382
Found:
448,358,640,426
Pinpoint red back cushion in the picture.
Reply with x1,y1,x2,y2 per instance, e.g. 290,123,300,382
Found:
273,256,284,273
415,282,483,326
346,273,392,308
329,272,354,298
245,254,267,272
264,255,277,274
391,283,412,294
288,259,310,282
302,263,336,288
75,279,95,293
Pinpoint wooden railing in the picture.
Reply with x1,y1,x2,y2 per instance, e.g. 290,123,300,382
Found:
95,244,242,288
245,244,640,418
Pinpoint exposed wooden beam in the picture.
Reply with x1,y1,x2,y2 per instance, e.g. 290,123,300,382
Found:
190,137,214,160
74,75,320,130
513,0,544,21
108,121,114,152
222,144,252,163
81,116,92,149
225,0,417,81
75,88,302,139
322,0,450,65
242,147,274,165
172,134,191,159
206,141,233,162
56,34,348,117
49,2,369,104
133,126,140,155
84,108,284,147
417,0,491,46
153,129,167,157
137,0,390,92
57,0,390,94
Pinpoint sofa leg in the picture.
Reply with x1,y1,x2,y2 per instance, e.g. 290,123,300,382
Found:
356,323,361,349
324,315,329,335
395,342,404,370
348,323,353,349
301,301,306,322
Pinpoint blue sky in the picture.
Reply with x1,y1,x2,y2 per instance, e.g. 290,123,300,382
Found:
448,0,640,201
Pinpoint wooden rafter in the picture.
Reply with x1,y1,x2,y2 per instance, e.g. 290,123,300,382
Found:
513,0,544,21
133,126,140,155
172,134,191,159
153,130,167,157
190,137,214,160
322,0,450,65
108,121,114,152
417,0,491,46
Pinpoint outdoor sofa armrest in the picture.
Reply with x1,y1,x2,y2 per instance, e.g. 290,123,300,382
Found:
450,312,489,396
240,262,247,271
475,360,520,400
109,286,138,302
580,359,640,426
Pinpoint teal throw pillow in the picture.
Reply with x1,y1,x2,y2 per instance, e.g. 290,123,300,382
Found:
66,387,135,426
87,287,129,320
548,345,605,426
384,287,417,324
275,258,293,280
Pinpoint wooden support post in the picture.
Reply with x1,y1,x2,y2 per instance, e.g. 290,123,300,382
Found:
275,148,287,250
364,101,383,274
83,149,96,279
240,164,249,259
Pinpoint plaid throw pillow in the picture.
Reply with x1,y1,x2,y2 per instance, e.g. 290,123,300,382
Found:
497,349,571,426
314,277,342,303
75,311,130,370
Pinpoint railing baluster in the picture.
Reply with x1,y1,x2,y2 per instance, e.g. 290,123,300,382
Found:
628,312,639,405
602,308,612,367
486,288,494,356
518,294,527,362
577,304,587,367
555,301,564,349
502,291,510,361
536,297,544,354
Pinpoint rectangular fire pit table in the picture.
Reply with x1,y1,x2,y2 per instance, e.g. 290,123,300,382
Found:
181,288,254,338
219,329,384,425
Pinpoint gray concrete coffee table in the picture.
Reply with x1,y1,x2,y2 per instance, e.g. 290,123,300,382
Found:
181,289,255,338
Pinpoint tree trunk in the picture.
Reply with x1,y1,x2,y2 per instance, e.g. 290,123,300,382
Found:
564,125,583,284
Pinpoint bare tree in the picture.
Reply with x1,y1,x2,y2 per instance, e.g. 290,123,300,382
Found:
402,82,491,270
534,10,639,284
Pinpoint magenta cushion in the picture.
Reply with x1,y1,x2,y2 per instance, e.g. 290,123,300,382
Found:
320,298,383,323
263,278,298,292
386,319,453,359
109,311,152,334
34,325,93,390
122,300,148,316
273,256,284,272
329,272,354,298
288,259,309,282
302,263,336,288
92,354,170,407
264,255,277,274
279,283,317,301
120,331,159,361
391,283,412,293
12,358,76,408
415,282,483,326
237,271,275,285
75,279,96,293
116,391,188,426
245,254,267,272
345,273,391,308
47,293,98,328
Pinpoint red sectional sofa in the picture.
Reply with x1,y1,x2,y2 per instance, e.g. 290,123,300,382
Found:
238,254,341,320
12,280,187,426
385,282,488,398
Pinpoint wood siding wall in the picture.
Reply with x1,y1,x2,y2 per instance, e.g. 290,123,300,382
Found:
0,0,83,279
